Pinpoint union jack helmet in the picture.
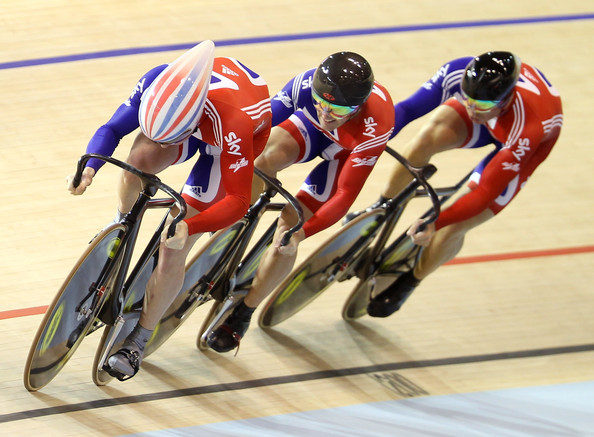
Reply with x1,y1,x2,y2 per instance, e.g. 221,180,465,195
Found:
139,40,215,145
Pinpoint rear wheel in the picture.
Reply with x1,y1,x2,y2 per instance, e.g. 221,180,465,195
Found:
24,224,125,391
145,224,243,357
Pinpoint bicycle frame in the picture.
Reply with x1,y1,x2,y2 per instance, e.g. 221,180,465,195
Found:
182,169,305,341
94,166,305,368
258,146,477,327
353,166,473,282
315,148,440,285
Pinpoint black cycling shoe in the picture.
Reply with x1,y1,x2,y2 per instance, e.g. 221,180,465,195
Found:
207,302,254,354
105,348,142,381
367,270,420,318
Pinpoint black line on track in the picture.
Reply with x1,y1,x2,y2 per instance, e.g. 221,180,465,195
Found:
3,343,593,423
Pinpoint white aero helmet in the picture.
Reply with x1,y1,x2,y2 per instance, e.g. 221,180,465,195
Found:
139,40,215,144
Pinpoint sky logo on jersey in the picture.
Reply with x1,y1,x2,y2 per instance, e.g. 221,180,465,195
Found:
138,40,215,145
363,117,378,138
224,132,243,156
512,138,531,161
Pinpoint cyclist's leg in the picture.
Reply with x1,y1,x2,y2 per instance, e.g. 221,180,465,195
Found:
207,198,312,353
206,118,319,352
106,213,203,379
249,203,310,307
367,205,493,317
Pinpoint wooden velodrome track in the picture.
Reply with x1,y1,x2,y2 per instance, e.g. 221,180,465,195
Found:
1,1,593,435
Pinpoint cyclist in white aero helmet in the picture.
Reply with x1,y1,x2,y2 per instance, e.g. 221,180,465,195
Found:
67,40,272,380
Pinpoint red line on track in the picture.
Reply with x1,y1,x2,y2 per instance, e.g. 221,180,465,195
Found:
2,245,593,321
445,245,594,265
0,305,49,320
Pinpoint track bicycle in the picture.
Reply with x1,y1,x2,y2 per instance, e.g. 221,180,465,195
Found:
258,146,473,327
92,166,304,384
24,154,186,391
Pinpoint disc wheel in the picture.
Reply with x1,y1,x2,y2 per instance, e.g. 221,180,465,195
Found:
144,224,242,357
24,224,125,391
258,210,384,328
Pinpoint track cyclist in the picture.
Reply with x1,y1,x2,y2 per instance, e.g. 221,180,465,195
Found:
207,51,395,353
66,40,272,379
363,51,563,317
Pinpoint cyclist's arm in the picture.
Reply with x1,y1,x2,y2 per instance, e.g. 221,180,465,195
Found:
85,65,166,172
302,143,386,238
393,57,472,138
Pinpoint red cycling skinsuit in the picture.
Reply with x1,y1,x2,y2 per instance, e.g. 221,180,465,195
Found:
435,62,563,230
271,72,395,238
177,57,272,235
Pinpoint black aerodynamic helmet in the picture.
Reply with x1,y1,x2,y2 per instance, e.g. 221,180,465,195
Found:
312,51,374,106
461,51,521,102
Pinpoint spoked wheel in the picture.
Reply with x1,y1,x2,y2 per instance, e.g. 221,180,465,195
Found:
342,235,421,321
142,224,243,357
258,210,384,329
92,247,158,386
24,224,125,391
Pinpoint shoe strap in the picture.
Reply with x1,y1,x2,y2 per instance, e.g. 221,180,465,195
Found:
219,324,242,356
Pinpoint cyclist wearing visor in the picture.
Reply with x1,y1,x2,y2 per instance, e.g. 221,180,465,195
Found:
207,51,395,353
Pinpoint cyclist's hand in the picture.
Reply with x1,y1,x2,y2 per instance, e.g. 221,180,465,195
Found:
407,218,435,247
67,167,95,195
276,228,305,256
162,219,189,250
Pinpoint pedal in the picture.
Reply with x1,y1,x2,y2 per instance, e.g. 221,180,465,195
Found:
199,290,247,346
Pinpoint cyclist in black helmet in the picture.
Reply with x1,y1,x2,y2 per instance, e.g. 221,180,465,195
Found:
207,51,395,353
362,51,563,318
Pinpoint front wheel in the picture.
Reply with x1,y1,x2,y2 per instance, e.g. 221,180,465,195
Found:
24,224,125,391
258,210,384,328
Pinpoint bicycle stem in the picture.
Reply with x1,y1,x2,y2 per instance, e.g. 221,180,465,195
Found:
384,146,441,228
